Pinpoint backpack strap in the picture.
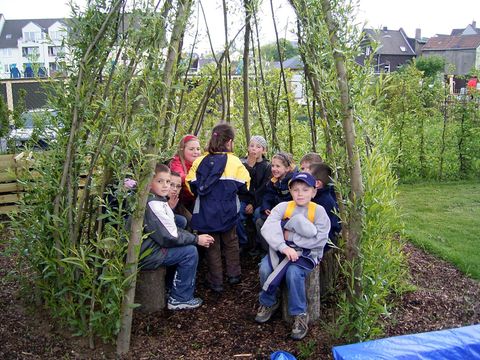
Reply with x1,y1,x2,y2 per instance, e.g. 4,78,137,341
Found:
283,200,316,223
283,201,296,220
307,202,316,223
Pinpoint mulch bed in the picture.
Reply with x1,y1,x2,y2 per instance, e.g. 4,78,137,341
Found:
1,231,479,359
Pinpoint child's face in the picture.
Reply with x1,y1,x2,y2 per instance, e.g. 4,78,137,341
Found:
183,140,201,163
150,171,171,197
169,175,182,197
300,161,312,173
290,181,316,207
271,158,289,180
248,141,266,160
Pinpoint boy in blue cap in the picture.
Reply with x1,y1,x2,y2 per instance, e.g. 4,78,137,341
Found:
255,172,330,340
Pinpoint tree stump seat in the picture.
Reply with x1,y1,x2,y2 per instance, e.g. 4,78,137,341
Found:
281,249,338,323
134,266,166,313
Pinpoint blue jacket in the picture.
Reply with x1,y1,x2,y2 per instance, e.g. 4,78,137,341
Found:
260,171,296,216
186,152,250,233
312,187,341,247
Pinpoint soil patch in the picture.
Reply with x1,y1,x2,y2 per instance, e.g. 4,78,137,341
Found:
1,232,479,359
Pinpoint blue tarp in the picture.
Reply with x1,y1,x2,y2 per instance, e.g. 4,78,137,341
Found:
332,324,480,360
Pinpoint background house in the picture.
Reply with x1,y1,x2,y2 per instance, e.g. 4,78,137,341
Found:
422,35,480,76
357,27,417,73
450,21,480,36
0,14,68,79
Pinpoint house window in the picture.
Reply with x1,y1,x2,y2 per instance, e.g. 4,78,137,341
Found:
48,46,64,56
49,30,65,41
384,64,391,73
4,65,10,73
1,48,13,57
22,47,39,57
23,31,41,42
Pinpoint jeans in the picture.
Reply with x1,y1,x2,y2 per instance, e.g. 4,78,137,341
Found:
236,201,249,247
258,255,311,316
237,204,263,248
162,245,199,302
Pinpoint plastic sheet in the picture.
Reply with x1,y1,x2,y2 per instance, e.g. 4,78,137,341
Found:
332,324,480,359
270,350,297,360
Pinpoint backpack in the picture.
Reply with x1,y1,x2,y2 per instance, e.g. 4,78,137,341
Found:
282,200,316,223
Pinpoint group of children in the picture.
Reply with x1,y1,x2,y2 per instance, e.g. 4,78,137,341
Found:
137,122,341,340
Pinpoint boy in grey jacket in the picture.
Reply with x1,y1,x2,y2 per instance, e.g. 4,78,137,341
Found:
255,172,330,340
140,164,214,310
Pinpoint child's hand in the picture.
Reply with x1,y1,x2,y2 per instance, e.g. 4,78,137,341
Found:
168,193,179,209
265,209,271,216
245,204,253,214
282,247,299,262
197,234,214,248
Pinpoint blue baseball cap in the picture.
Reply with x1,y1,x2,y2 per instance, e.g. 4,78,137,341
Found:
288,172,316,188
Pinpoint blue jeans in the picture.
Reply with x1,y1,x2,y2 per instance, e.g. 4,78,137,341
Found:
161,245,199,302
258,255,311,315
237,204,263,247
236,201,249,247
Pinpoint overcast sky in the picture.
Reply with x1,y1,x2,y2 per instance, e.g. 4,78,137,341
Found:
1,0,479,53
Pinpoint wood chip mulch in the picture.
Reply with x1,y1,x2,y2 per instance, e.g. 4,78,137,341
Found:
1,233,479,360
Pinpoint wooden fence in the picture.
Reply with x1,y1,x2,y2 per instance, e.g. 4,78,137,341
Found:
0,153,27,215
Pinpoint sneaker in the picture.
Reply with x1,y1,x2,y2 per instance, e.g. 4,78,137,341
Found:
255,301,280,323
227,275,241,285
167,297,203,310
291,313,309,340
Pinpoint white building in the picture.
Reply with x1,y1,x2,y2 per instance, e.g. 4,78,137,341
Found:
0,14,68,79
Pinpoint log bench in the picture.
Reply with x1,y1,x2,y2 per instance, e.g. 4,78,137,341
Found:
281,249,338,323
134,266,166,312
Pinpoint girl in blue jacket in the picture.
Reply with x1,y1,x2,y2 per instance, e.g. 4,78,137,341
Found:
186,123,250,292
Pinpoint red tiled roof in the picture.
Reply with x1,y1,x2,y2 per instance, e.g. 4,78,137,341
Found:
423,34,480,50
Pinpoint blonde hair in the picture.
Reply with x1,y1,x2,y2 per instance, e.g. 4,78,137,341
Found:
175,134,199,174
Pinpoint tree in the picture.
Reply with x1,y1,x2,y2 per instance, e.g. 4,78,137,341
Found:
415,55,445,78
260,38,299,62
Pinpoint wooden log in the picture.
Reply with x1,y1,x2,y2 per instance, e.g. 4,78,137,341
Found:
0,204,18,214
281,265,321,324
0,193,22,204
134,267,166,313
0,182,23,193
319,249,339,297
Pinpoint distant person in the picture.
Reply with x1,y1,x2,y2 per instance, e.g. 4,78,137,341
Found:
237,135,271,251
169,135,202,211
186,123,250,293
139,164,214,310
309,162,341,250
467,75,478,97
255,172,330,340
299,153,323,173
256,151,296,252
168,171,191,230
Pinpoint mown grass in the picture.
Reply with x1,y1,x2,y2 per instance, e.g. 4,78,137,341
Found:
398,181,480,280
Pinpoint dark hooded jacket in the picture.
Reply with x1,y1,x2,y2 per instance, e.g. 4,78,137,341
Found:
238,156,271,208
139,193,198,269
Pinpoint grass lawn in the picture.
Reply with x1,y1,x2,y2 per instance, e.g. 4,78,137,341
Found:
398,181,480,280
